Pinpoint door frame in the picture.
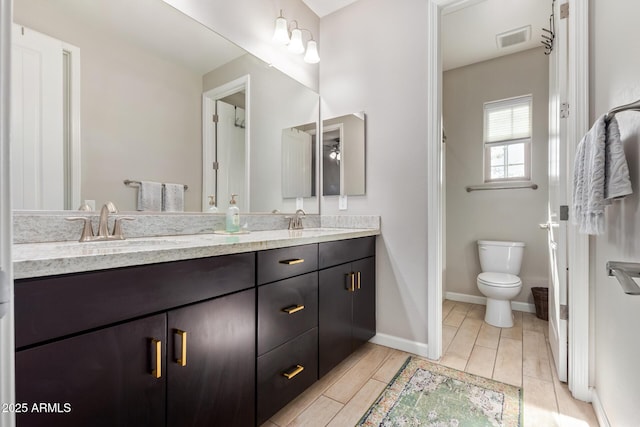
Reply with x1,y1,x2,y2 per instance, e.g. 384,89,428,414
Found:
426,0,591,401
202,75,250,212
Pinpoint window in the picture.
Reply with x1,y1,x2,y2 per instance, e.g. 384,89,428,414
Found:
483,95,532,182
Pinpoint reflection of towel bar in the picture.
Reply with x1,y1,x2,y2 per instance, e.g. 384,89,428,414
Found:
124,179,188,191
607,261,640,295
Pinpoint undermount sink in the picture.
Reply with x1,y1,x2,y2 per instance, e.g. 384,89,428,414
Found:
51,238,183,251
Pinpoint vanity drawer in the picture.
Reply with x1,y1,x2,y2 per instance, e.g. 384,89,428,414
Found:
257,327,318,425
258,272,318,355
319,236,375,269
15,253,255,348
257,244,318,285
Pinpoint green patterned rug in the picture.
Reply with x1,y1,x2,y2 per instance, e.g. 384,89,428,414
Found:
358,356,522,426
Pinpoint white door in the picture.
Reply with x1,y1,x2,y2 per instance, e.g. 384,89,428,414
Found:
11,25,65,210
216,100,246,212
544,1,568,382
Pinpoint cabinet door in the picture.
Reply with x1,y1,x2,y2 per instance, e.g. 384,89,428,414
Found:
319,263,353,377
16,314,166,427
167,289,255,427
352,257,376,349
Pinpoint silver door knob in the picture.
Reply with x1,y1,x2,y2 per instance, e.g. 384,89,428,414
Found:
539,223,550,229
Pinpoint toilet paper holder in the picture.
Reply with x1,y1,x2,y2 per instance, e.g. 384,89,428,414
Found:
607,261,640,295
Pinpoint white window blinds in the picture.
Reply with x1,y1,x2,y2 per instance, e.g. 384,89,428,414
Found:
484,95,532,143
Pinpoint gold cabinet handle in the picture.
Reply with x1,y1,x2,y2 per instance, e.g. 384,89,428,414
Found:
357,271,361,290
282,304,305,315
283,364,304,380
176,330,187,367
151,339,162,379
279,258,304,265
347,272,356,292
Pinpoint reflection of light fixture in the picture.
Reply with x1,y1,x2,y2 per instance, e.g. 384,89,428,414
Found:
326,142,340,163
272,10,320,64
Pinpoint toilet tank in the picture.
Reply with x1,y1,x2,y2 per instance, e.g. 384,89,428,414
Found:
477,240,525,275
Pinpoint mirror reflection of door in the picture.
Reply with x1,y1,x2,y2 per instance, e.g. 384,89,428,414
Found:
11,24,80,210
322,124,342,196
215,94,246,212
281,124,316,199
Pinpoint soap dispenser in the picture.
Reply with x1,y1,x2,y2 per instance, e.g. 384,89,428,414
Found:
225,194,240,232
206,195,218,213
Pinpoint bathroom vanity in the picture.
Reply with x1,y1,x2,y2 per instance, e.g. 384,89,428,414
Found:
12,228,378,426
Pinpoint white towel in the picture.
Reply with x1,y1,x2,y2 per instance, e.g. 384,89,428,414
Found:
137,181,162,211
572,115,632,235
162,183,184,212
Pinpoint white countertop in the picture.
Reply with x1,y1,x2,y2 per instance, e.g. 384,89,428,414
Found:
13,227,380,279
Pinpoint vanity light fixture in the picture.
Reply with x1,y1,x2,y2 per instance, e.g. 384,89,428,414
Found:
272,10,320,64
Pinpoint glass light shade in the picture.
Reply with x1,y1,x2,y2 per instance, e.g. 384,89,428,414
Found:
273,17,290,44
304,40,320,64
288,28,305,54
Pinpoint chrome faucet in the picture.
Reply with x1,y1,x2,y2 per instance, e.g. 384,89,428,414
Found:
287,209,306,230
66,202,134,242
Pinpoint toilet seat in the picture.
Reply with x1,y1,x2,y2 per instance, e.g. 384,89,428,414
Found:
477,272,521,288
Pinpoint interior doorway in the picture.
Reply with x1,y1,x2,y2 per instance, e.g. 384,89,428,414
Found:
202,75,250,213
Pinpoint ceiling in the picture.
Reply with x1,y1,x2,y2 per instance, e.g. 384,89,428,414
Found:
442,0,551,70
302,0,550,71
301,0,359,17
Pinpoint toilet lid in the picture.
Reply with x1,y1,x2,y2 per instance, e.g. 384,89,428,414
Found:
478,272,521,287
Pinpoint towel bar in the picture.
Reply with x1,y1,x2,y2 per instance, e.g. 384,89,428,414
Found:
606,261,640,295
466,183,538,192
124,179,188,191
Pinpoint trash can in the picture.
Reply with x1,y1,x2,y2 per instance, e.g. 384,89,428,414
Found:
531,287,549,321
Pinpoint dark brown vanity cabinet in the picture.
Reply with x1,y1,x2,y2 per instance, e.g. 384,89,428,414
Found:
318,237,376,377
16,313,167,427
15,253,256,427
256,245,319,425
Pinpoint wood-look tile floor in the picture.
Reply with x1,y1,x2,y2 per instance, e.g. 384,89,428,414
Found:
264,300,599,427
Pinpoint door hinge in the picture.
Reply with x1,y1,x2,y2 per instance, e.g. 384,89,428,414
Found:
212,114,219,123
560,304,568,320
560,205,569,221
560,3,569,19
212,161,219,170
560,102,570,118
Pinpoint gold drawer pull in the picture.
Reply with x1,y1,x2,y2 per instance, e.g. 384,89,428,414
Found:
282,304,305,315
279,258,304,265
357,271,361,289
151,339,162,379
176,330,187,367
283,364,305,380
348,272,356,292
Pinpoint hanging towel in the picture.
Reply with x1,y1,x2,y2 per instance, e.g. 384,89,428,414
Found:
137,181,163,211
572,115,632,235
162,183,184,212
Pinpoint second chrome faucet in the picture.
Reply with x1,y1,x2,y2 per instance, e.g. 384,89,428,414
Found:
67,202,134,242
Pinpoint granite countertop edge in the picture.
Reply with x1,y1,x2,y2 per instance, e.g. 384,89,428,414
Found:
13,228,380,279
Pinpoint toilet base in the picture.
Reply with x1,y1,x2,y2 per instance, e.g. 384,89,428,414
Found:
484,298,514,328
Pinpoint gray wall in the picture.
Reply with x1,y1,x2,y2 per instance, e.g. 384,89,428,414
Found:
320,0,431,349
590,0,640,425
443,47,550,304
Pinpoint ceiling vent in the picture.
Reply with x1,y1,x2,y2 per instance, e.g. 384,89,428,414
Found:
496,25,531,49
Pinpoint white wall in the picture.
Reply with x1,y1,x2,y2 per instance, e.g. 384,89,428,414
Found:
320,0,430,349
162,0,320,91
444,48,549,304
590,1,640,425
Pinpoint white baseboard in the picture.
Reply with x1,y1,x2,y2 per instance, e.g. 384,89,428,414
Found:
445,291,536,313
591,389,611,427
369,333,430,358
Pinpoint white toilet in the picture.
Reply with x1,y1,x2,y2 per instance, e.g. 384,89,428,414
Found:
477,240,525,328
